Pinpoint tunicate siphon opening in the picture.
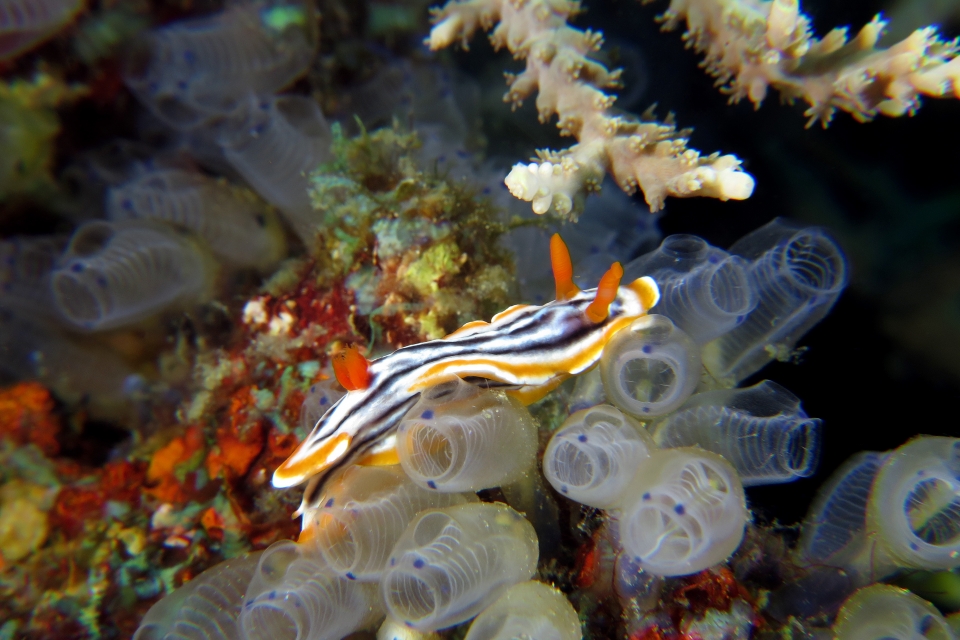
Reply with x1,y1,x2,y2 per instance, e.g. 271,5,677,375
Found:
600,315,701,418
413,512,455,546
409,423,456,477
782,231,847,295
661,235,708,262
781,419,820,475
903,477,960,546
67,221,115,257
52,274,103,325
316,513,359,574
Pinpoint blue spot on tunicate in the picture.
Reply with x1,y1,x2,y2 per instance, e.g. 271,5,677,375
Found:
736,315,745,323
643,492,651,501
310,385,316,392
96,276,108,287
422,410,434,419
918,470,925,476
708,254,720,264
70,262,85,273
325,498,334,508
910,543,919,551
578,434,587,443
295,601,301,607
184,50,196,64
390,558,396,566
427,480,437,489
642,407,650,413
674,504,685,515
413,558,425,569
346,572,356,580
641,345,653,354
176,80,187,91
561,485,568,494
268,591,277,600
590,245,600,255
320,396,328,406
122,198,133,211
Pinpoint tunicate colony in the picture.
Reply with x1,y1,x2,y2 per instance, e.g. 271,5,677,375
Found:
128,206,956,640
1,0,954,637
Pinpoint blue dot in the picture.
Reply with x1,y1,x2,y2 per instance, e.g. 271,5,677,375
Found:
294,600,301,607
708,254,720,264
325,498,334,508
577,434,588,443
910,542,919,551
413,558,425,569
122,198,133,210
642,407,650,413
674,504,685,515
176,80,188,90
184,50,196,64
736,315,745,323
641,345,653,354
96,276,108,287
561,486,568,494
642,492,651,501
390,558,396,566
70,263,85,273
310,385,316,392
421,410,434,419
268,591,276,600
917,470,925,476
427,480,437,489
346,572,356,580
319,396,328,406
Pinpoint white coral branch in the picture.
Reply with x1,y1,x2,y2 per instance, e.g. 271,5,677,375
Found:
654,0,960,126
427,0,755,219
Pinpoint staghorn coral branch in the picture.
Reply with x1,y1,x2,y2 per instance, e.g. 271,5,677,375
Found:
652,0,960,126
427,0,756,219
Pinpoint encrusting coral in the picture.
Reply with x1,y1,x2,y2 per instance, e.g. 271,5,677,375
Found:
427,0,960,218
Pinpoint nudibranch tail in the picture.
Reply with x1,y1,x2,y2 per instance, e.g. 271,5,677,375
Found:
333,345,371,391
273,431,353,488
550,233,580,301
627,275,660,311
586,262,624,323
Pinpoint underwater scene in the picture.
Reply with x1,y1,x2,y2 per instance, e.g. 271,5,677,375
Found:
0,0,959,638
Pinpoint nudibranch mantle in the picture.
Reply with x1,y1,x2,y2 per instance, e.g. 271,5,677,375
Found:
272,239,660,493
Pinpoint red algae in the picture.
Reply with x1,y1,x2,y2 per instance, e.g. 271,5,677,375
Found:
0,381,61,456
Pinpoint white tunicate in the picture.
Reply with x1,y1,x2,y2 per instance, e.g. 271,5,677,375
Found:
866,436,960,572
397,379,538,492
133,551,262,640
303,465,477,581
567,366,606,414
51,221,213,331
299,378,346,433
124,1,316,129
543,404,655,509
239,540,382,640
382,502,539,632
0,0,84,61
832,584,956,640
618,447,747,576
702,218,848,386
624,234,756,345
599,314,701,418
463,581,582,640
107,167,286,270
651,380,821,486
797,450,887,567
218,93,331,244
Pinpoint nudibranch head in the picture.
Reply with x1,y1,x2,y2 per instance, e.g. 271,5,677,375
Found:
272,234,659,493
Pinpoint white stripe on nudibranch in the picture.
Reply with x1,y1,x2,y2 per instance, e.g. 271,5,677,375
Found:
272,275,659,492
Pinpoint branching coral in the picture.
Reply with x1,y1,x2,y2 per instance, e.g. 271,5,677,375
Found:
427,0,757,218
655,0,960,125
427,0,960,218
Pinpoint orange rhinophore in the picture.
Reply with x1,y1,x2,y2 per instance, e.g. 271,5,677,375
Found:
332,345,371,391
550,233,580,301
586,262,624,322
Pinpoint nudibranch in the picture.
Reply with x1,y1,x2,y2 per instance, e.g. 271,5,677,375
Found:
273,234,660,503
